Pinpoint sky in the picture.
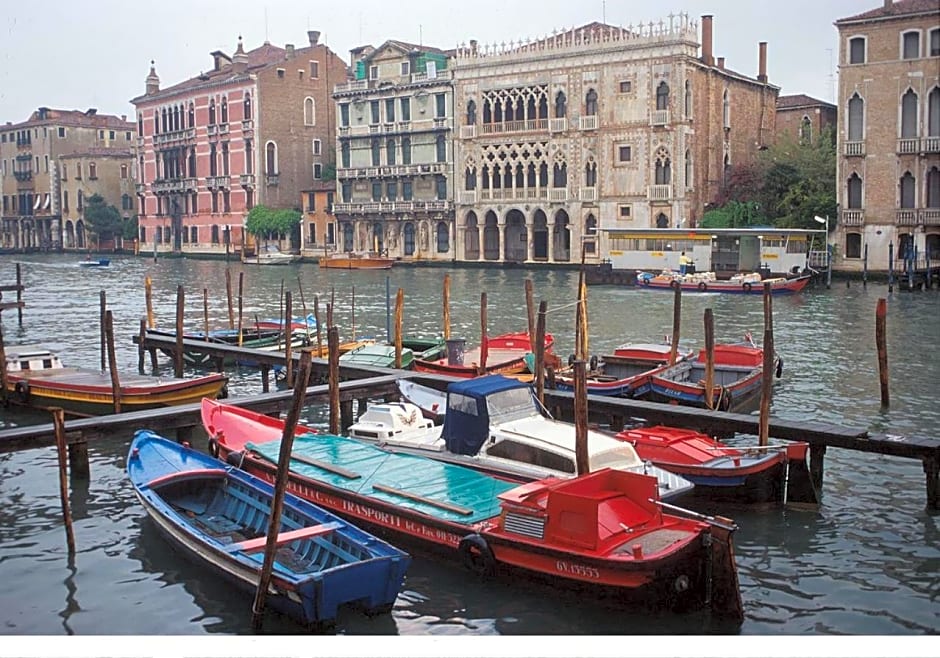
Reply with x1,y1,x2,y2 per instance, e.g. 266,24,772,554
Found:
0,0,873,123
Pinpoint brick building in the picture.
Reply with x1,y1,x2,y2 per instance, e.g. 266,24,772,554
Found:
450,14,778,264
59,148,137,250
131,32,347,257
776,94,837,144
0,107,135,251
834,0,940,272
332,40,455,260
300,180,337,255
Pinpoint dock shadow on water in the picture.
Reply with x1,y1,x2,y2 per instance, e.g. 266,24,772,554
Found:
1,255,939,636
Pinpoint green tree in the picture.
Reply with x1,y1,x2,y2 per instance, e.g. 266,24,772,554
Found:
122,214,139,241
83,194,123,240
245,205,301,242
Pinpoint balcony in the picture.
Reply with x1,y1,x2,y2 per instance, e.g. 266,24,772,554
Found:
579,187,598,202
333,79,369,93
432,117,450,130
207,125,219,137
843,141,865,157
137,136,145,148
266,174,279,186
896,209,917,225
242,119,254,131
205,175,230,190
841,209,864,226
152,178,198,194
218,123,230,135
135,183,146,194
650,109,670,126
578,115,598,131
548,188,569,202
13,171,32,182
647,184,672,201
458,191,477,204
922,137,940,153
460,125,477,139
396,120,411,132
240,174,256,188
922,209,940,225
549,118,567,132
338,126,350,136
153,128,196,146
368,124,381,134
897,138,919,155
479,119,548,136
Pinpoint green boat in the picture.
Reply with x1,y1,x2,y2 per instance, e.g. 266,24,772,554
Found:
339,337,445,370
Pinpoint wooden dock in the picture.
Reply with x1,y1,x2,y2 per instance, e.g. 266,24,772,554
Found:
4,336,938,510
0,263,25,324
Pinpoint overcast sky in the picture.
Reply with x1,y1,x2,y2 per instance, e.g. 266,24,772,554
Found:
1,0,871,123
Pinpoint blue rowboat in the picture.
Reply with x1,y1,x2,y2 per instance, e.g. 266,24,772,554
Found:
127,430,410,628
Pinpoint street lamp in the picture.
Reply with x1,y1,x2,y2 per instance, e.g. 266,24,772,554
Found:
814,215,831,288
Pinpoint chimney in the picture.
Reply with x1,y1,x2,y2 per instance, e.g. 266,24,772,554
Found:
308,30,320,46
758,42,768,82
233,36,248,73
884,0,892,8
121,114,127,121
145,61,160,95
286,43,295,57
701,15,714,66
717,57,725,69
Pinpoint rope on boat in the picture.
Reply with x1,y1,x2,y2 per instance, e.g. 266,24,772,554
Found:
649,498,738,532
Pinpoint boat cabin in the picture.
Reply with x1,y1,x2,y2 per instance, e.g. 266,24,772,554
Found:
3,346,65,373
346,402,439,447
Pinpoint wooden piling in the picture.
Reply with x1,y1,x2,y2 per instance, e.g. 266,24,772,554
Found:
534,301,547,406
283,291,293,388
250,349,313,630
759,283,774,446
578,273,589,362
174,285,185,379
105,310,122,414
225,269,235,330
525,279,536,347
260,364,270,393
52,407,76,554
703,308,715,409
328,326,340,434
668,284,682,365
442,274,451,340
314,295,322,357
296,275,310,328
876,298,889,407
237,272,244,346
15,263,23,325
278,280,285,349
888,242,894,293
394,288,404,369
99,291,106,371
478,292,488,375
0,324,8,406
144,275,155,329
573,360,589,476
351,285,356,342
203,288,210,341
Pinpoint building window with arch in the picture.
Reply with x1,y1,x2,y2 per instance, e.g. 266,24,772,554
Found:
654,149,671,185
848,93,864,141
585,89,598,116
800,116,812,143
901,89,918,138
436,134,446,163
722,89,730,129
341,141,350,168
845,233,862,259
209,99,216,125
385,98,395,123
153,110,159,134
386,138,396,165
900,172,916,208
656,82,669,111
847,173,863,208
436,221,449,253
465,166,476,190
929,87,940,136
220,97,228,123
585,160,596,187
926,166,939,208
303,97,315,125
265,141,278,174
901,31,920,59
848,36,866,64
435,176,447,200
552,162,567,188
466,100,476,125
684,150,692,188
244,141,252,174
187,103,194,128
88,162,97,179
243,94,252,120
555,91,567,118
121,164,128,179
371,139,381,166
684,79,692,118
583,214,597,254
402,137,412,165
403,223,415,256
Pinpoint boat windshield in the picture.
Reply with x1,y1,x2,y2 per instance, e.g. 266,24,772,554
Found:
485,387,538,424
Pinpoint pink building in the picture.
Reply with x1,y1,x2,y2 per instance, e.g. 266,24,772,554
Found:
131,32,347,256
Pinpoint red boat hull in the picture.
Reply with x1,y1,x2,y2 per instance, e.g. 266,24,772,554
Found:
413,331,554,378
638,274,811,294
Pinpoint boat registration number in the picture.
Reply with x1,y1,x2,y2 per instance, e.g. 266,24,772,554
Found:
555,560,601,579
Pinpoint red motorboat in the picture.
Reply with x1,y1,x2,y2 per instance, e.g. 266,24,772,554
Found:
413,331,554,378
636,271,812,295
200,399,743,622
551,342,694,398
616,425,815,505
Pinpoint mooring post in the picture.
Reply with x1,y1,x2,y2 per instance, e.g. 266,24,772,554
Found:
863,244,868,288
52,407,76,554
534,301,547,407
314,295,322,357
328,326,340,434
924,455,939,511
68,434,90,479
478,292,488,375
573,359,589,476
225,269,234,330
669,284,682,365
105,311,122,414
0,324,8,406
809,444,827,493
394,288,404,369
237,272,244,346
888,242,894,293
137,317,146,373
876,298,889,407
144,275,155,329
260,364,270,393
703,308,715,409
16,263,23,326
203,288,209,341
385,276,391,343
173,285,185,378
99,291,106,371
283,291,293,388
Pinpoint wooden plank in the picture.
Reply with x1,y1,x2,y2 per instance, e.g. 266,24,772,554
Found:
290,453,361,480
230,521,341,553
372,483,474,516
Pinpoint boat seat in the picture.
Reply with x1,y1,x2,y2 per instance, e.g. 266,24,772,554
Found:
228,521,341,553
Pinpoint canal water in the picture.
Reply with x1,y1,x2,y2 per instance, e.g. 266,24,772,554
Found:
0,254,938,641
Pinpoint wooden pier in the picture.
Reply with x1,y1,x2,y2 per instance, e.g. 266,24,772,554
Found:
0,263,25,324
4,336,939,511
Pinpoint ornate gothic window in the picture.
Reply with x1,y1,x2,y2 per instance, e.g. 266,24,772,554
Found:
656,82,669,111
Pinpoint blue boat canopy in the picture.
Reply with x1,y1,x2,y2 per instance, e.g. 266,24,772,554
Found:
441,375,536,455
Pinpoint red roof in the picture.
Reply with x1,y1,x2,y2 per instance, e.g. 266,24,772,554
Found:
152,42,290,98
4,108,133,131
836,0,940,24
777,94,836,110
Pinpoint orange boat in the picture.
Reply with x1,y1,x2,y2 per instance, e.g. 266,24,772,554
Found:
319,251,394,270
413,331,554,378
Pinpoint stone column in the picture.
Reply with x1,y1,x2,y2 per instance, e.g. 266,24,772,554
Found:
547,215,554,262
526,211,534,262
497,220,506,262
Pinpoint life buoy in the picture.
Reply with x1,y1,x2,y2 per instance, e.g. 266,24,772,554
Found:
589,355,599,372
743,282,753,293
14,381,30,403
207,436,220,458
458,533,496,577
697,282,707,292
670,280,680,290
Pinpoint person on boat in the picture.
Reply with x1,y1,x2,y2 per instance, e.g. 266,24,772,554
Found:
679,252,692,275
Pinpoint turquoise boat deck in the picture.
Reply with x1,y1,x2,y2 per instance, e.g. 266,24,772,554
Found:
246,433,517,524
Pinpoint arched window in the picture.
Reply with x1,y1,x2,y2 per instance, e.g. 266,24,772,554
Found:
552,162,567,187
188,103,195,128
153,110,159,134
848,93,864,141
722,89,730,128
655,149,671,185
436,134,447,163
265,141,277,175
88,162,97,179
656,82,670,111
243,93,252,120
655,213,669,228
303,97,315,125
209,99,216,125
800,116,812,143
221,97,228,123
929,87,940,137
925,166,940,208
466,100,476,125
403,223,415,256
173,106,180,131
684,150,692,188
585,89,598,116
585,160,596,187
901,89,918,138
137,113,143,136
121,164,128,179
401,137,411,165
436,221,449,253
847,173,862,209
900,172,916,208
465,166,476,190
386,138,396,165
371,139,380,166
845,233,862,259
555,91,567,118
341,141,350,168
161,107,168,132
684,79,692,118
585,214,597,235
